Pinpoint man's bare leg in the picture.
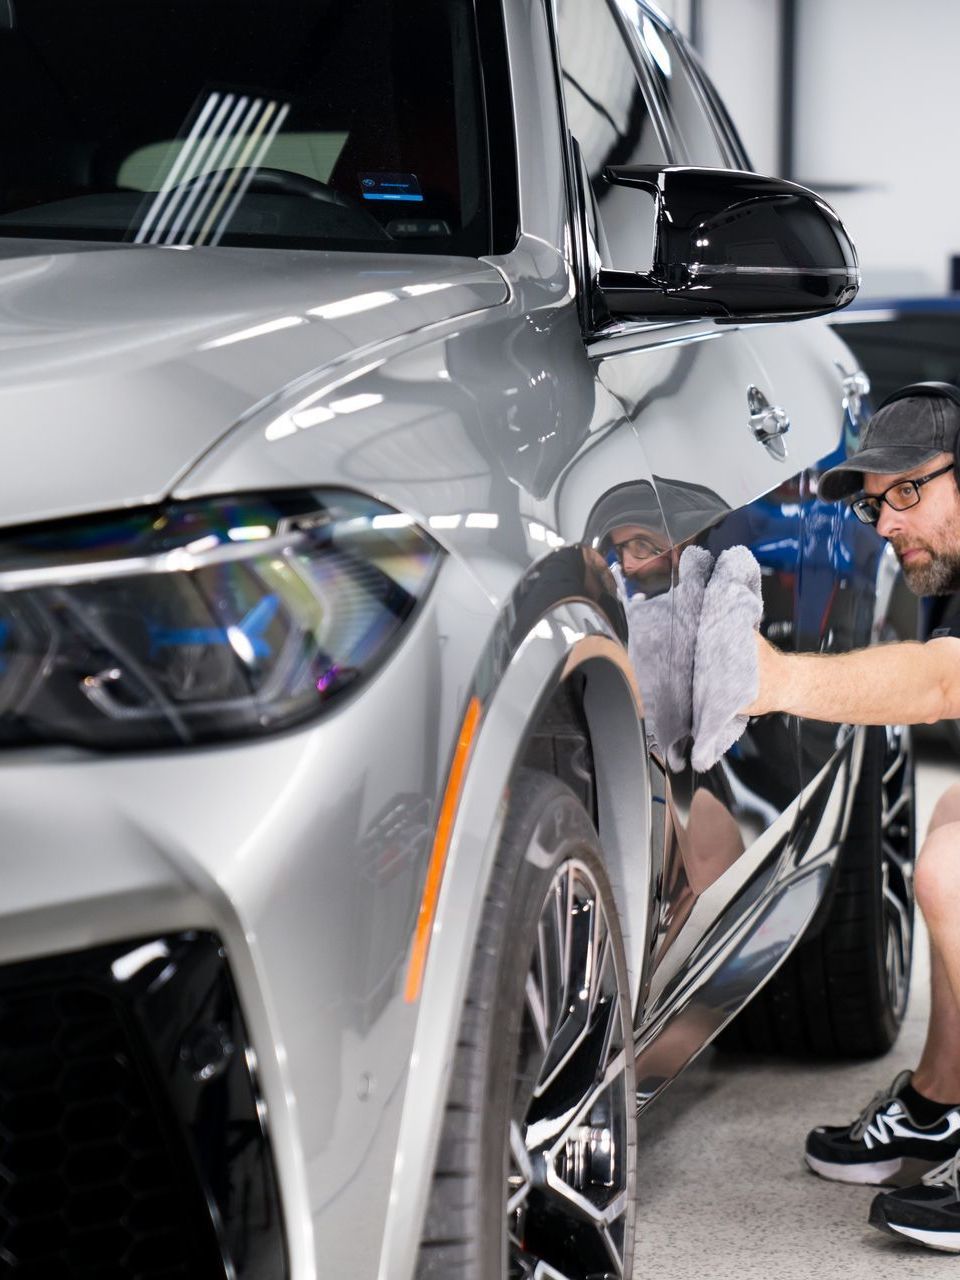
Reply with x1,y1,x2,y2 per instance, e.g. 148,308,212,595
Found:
911,783,960,1101
805,783,960,1186
912,943,960,1102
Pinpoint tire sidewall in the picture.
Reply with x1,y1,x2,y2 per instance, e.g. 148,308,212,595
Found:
474,772,637,1276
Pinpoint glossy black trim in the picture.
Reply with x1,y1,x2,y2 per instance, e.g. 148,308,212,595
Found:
475,0,520,254
779,0,797,179
0,932,287,1279
598,165,859,322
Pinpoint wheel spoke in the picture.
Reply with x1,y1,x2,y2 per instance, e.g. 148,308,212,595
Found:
526,971,550,1056
507,856,633,1280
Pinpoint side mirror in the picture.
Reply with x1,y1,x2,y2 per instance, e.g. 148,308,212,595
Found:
597,166,859,323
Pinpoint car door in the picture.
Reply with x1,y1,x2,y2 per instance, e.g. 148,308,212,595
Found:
552,0,805,1018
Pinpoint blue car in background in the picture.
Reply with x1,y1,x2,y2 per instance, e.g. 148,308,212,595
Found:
831,296,960,748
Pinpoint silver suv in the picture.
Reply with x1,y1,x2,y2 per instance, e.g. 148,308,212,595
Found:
0,1,912,1277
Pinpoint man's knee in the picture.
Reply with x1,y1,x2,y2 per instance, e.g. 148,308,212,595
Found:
916,820,960,924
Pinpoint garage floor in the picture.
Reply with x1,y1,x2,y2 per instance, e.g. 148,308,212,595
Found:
634,733,958,1279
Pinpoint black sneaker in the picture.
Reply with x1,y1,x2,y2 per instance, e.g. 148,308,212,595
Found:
805,1071,960,1186
870,1153,960,1251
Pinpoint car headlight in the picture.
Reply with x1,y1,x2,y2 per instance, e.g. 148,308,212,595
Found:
0,490,442,750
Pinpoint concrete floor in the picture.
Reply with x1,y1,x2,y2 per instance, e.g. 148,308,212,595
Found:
634,732,958,1278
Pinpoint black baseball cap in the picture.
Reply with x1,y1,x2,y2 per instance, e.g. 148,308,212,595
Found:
820,388,960,502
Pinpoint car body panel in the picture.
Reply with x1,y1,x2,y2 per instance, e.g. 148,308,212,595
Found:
0,0,889,1276
0,242,507,528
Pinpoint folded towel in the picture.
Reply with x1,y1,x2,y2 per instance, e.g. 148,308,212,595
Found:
623,544,713,771
691,545,762,773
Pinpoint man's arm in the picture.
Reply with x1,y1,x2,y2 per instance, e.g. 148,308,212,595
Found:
745,634,960,726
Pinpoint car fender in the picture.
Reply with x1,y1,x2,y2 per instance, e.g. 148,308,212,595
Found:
375,599,651,1280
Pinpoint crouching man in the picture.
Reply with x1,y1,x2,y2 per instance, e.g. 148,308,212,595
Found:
747,382,960,1251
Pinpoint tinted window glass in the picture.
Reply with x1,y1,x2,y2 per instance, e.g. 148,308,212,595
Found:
833,316,960,408
615,4,726,167
556,0,667,271
0,0,490,255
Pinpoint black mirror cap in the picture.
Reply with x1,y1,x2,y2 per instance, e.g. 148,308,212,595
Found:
598,165,860,324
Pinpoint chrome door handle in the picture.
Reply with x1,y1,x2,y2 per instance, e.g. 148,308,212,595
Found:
836,362,870,420
751,404,790,442
747,384,790,446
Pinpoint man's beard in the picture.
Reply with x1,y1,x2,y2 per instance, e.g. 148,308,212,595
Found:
894,533,960,596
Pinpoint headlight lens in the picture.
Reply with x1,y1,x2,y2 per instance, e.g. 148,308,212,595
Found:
0,491,442,750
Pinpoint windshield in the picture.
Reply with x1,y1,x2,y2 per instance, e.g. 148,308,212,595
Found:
0,0,492,254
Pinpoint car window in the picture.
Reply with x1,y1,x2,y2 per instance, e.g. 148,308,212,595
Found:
832,314,960,407
555,0,669,182
0,0,491,255
614,3,727,167
555,0,668,273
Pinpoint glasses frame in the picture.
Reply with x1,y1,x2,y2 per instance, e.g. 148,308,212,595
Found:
610,533,669,564
851,461,955,525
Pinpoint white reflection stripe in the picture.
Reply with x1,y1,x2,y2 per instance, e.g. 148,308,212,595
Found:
135,92,224,243
144,92,238,245
166,93,253,246
0,532,302,592
180,94,269,247
204,100,291,247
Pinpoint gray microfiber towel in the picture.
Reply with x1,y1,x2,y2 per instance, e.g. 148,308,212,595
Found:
622,544,713,772
691,544,763,774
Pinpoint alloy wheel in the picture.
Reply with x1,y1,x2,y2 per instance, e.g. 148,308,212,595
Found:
879,723,915,1023
507,859,634,1280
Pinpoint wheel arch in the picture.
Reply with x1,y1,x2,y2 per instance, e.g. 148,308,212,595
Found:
375,603,652,1280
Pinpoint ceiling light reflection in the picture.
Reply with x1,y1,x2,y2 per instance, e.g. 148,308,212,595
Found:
292,405,336,429
402,282,454,297
308,291,397,320
227,525,272,541
204,315,305,349
111,941,170,983
371,514,414,530
465,513,498,529
186,534,221,555
227,625,256,664
327,393,384,415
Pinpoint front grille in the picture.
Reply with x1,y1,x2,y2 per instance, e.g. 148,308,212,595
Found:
0,934,286,1279
0,979,223,1279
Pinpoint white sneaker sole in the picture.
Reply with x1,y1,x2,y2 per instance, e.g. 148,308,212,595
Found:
883,1223,960,1253
805,1152,934,1187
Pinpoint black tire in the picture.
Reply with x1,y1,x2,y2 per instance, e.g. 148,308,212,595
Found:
718,724,915,1058
417,769,637,1280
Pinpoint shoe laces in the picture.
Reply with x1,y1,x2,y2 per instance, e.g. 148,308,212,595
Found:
924,1150,960,1196
850,1087,899,1141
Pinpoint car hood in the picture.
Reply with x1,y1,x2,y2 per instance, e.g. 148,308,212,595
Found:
0,240,508,529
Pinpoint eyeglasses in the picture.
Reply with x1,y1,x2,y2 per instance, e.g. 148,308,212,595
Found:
850,462,955,525
610,534,669,563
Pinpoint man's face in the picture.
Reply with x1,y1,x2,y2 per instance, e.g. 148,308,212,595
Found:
864,452,960,595
607,523,674,596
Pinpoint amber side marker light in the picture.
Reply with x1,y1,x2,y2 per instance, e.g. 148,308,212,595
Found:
404,695,483,1004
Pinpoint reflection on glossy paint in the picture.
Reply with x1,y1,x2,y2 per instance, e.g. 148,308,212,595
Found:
327,393,384,415
111,940,171,983
401,282,454,298
642,17,673,75
203,315,305,349
291,405,336,430
227,525,272,541
308,291,398,320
